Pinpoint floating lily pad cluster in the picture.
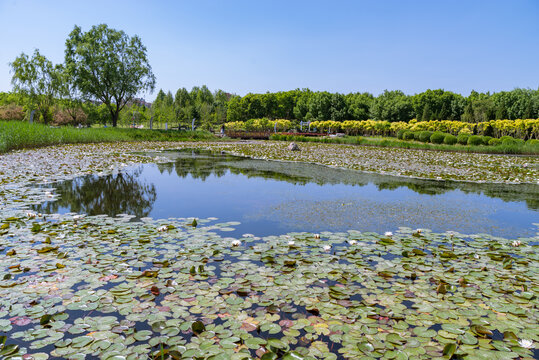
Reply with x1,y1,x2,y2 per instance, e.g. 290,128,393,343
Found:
0,208,537,359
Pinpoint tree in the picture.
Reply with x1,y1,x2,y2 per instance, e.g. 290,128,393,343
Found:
371,90,413,122
56,64,84,124
10,49,60,124
65,24,156,127
345,92,373,120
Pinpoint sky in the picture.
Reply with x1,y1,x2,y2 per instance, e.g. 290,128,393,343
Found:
0,0,538,100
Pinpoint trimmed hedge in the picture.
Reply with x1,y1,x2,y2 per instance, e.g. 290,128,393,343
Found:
430,132,445,144
403,131,415,140
467,135,484,146
396,129,407,140
418,131,434,142
457,134,470,145
443,134,457,145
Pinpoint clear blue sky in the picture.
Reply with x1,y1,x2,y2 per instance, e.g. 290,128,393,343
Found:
1,0,538,100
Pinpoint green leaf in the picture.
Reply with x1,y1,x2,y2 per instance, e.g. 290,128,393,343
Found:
191,321,205,335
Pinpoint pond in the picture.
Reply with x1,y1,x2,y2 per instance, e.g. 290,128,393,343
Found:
35,149,539,238
1,148,537,359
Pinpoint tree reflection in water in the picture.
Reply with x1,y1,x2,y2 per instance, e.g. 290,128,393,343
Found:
36,167,156,217
157,149,538,210
35,149,538,222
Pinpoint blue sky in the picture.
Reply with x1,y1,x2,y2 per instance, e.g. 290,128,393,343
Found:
1,0,538,100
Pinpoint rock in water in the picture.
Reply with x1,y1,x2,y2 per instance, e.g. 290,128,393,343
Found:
288,142,300,151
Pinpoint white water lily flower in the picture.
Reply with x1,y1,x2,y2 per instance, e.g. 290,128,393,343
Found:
384,231,393,237
447,231,455,239
288,241,295,246
157,225,168,232
348,240,357,245
511,240,521,247
323,245,331,251
415,229,422,234
26,212,36,218
474,254,480,259
231,240,241,247
73,215,82,220
518,339,533,349
45,191,53,198
314,234,320,239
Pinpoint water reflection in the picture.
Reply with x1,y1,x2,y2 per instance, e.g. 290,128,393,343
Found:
35,149,539,237
36,168,157,217
153,149,539,210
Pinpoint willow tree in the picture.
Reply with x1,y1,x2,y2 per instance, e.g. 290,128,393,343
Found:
65,24,155,127
10,49,60,124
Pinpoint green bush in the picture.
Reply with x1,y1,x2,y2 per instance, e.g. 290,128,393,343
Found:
418,131,434,143
396,129,407,140
457,134,470,145
488,138,501,146
526,139,539,146
482,136,493,145
403,131,415,140
430,132,445,144
467,135,484,146
443,134,457,145
500,135,516,145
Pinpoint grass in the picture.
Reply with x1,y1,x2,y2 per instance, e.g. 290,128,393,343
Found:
0,120,217,153
270,134,539,155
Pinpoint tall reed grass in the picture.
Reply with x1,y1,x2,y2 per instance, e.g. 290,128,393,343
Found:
0,121,216,153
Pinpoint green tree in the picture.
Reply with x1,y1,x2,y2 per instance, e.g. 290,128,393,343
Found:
174,87,191,124
293,89,313,121
371,90,413,122
345,92,373,120
65,24,155,127
55,64,84,124
226,95,245,122
10,49,60,124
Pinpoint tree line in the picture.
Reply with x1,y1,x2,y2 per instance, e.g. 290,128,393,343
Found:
224,88,539,124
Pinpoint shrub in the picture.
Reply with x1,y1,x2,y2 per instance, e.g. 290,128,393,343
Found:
500,136,517,145
0,105,25,121
396,129,407,140
526,139,539,146
488,138,501,146
467,135,484,146
430,132,445,144
413,131,422,140
418,131,434,142
443,134,457,145
52,108,88,126
457,134,469,145
482,136,493,145
403,131,415,140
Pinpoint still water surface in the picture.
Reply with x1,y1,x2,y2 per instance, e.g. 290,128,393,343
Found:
36,149,539,238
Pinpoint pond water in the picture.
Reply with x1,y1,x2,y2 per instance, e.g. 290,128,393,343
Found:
36,149,539,238
4,149,537,359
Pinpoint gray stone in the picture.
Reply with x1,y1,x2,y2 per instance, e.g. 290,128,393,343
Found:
288,142,300,151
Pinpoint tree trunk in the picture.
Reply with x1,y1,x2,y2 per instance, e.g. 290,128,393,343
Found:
111,110,119,127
